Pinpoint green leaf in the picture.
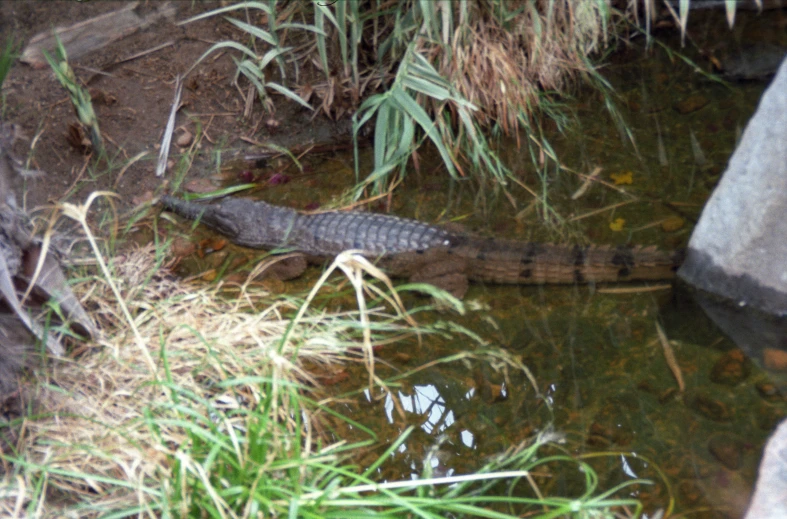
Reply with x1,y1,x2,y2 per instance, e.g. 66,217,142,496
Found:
226,17,278,46
313,4,329,75
264,82,313,110
725,0,737,27
391,87,457,178
179,1,272,26
373,101,391,170
182,184,256,201
278,23,327,36
401,75,451,101
188,41,258,78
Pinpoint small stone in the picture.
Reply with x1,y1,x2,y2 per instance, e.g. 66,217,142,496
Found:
756,382,783,401
268,173,290,185
586,404,633,446
673,95,709,114
131,190,154,206
661,216,685,232
685,392,732,422
222,272,248,285
707,433,744,470
757,404,786,431
264,117,280,131
176,130,194,148
170,238,196,257
763,348,787,371
658,387,679,404
710,349,751,385
677,480,704,505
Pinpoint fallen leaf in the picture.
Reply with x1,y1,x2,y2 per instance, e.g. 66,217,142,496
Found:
237,170,255,183
268,173,290,185
206,238,227,252
610,171,634,185
609,218,626,232
185,178,217,193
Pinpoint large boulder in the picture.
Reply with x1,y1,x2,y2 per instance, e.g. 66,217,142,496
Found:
744,419,787,519
678,53,787,316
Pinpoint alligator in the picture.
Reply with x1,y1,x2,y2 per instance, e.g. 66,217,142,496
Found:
160,195,683,298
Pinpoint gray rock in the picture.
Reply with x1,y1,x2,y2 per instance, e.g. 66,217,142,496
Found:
720,43,787,81
744,419,787,519
678,55,787,316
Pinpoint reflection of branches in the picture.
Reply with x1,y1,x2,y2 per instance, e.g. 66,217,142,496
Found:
413,384,448,434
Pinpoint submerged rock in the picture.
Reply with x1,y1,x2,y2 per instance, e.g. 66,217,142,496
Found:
720,43,787,81
679,55,787,363
710,349,751,385
707,432,745,470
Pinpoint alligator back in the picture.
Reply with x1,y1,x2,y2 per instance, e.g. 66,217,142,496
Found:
293,210,454,256
160,196,682,287
444,236,681,284
161,195,453,253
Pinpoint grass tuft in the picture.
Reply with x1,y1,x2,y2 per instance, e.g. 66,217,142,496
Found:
42,34,103,156
0,195,647,517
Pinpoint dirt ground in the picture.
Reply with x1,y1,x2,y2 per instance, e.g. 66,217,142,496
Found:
1,1,352,213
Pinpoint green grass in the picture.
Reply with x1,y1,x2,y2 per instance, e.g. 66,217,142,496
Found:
0,36,19,98
178,0,623,207
0,202,650,517
42,34,104,156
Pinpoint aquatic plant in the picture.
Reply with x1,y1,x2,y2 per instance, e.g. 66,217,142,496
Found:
180,0,616,202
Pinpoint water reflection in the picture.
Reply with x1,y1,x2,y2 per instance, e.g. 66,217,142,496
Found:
328,11,787,517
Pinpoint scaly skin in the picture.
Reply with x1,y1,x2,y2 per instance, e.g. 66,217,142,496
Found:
161,195,683,297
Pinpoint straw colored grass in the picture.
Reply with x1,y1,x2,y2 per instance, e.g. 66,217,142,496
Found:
0,198,651,517
438,0,608,134
0,240,408,516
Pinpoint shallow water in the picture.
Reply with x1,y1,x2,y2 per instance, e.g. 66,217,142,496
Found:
313,16,785,519
169,9,787,517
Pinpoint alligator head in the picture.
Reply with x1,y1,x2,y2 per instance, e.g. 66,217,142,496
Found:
161,196,300,250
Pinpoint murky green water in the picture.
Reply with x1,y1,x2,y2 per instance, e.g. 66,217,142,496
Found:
169,9,787,518
328,16,784,519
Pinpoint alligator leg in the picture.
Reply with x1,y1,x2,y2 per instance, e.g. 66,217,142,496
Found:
400,251,470,299
259,254,308,281
411,270,469,299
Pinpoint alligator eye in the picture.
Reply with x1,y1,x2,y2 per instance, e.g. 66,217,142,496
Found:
214,214,240,237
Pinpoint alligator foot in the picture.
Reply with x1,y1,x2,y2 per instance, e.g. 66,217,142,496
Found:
259,254,308,281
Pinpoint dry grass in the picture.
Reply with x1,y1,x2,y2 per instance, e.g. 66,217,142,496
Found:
302,0,611,132
436,0,609,134
0,234,423,516
0,197,648,517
